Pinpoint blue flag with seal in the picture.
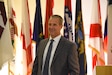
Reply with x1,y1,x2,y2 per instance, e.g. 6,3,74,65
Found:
75,0,87,75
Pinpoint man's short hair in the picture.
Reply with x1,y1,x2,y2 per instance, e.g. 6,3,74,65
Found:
50,15,63,25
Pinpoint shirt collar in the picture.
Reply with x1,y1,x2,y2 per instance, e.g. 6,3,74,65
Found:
49,35,61,42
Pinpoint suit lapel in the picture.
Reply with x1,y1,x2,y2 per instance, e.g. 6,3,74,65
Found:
39,39,49,68
40,39,49,55
51,37,65,64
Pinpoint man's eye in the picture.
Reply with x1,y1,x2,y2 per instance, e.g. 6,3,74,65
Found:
53,24,57,26
48,24,51,26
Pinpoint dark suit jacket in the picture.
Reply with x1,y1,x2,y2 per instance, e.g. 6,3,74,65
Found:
31,36,80,75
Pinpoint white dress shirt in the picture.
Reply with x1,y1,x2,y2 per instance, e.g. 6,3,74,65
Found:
42,35,61,75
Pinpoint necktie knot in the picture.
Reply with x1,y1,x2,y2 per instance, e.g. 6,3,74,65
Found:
50,39,54,43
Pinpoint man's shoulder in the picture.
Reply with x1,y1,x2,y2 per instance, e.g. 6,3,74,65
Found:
40,38,49,43
61,36,77,45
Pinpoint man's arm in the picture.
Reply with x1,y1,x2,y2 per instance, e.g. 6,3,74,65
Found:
31,56,38,75
68,43,80,75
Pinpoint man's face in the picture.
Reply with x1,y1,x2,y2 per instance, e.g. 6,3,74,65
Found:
48,17,62,38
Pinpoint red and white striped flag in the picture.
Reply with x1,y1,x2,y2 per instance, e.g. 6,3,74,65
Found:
21,0,32,75
88,0,105,74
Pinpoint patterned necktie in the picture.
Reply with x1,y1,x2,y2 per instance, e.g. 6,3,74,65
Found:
43,39,54,75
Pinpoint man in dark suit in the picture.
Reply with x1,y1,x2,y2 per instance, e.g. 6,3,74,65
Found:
31,15,80,75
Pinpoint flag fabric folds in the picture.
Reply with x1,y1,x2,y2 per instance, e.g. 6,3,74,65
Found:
103,1,109,53
0,0,13,69
104,17,107,52
107,0,112,64
21,0,32,74
8,0,19,74
0,0,7,38
75,0,87,75
7,0,21,75
44,0,54,38
64,0,73,42
8,0,18,50
88,0,105,74
33,0,44,55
